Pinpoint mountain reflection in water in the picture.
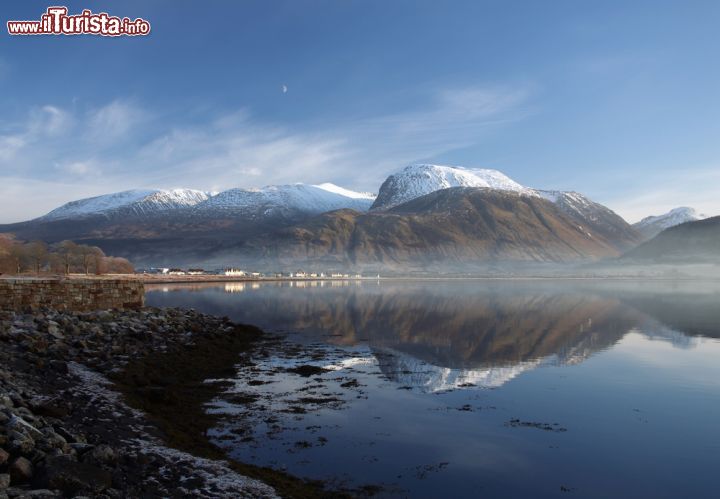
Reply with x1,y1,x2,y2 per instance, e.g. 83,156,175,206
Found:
146,280,720,498
146,280,715,390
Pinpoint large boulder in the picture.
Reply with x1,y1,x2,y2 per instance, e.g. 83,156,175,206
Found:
36,456,112,495
9,456,33,483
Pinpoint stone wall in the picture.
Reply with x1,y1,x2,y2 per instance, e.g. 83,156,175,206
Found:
0,278,144,311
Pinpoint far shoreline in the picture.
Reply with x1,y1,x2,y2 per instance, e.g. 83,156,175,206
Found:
3,273,720,284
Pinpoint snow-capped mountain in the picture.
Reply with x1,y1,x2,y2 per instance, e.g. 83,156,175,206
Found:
40,189,212,221
633,207,708,239
371,164,535,210
192,183,375,218
370,164,640,250
5,165,641,267
37,183,375,222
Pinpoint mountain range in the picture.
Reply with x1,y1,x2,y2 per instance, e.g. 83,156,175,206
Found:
0,164,713,270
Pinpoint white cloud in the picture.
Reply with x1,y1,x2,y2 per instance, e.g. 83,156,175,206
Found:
0,85,532,222
0,177,126,224
38,105,72,136
87,99,148,140
0,135,26,161
55,160,101,176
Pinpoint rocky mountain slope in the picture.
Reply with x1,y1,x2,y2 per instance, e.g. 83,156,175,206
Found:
371,164,639,250
242,187,638,270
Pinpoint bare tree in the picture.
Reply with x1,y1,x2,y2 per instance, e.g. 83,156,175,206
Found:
103,256,135,274
55,240,79,274
24,241,49,275
0,235,134,276
0,234,13,274
8,242,24,274
77,245,105,275
93,251,107,275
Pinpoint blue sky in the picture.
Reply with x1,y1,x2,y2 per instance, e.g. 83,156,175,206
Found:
1,0,719,223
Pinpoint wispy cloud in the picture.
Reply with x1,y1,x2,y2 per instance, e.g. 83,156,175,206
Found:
599,165,720,222
87,99,148,140
0,84,531,222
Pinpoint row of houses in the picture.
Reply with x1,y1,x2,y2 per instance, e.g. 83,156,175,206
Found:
140,267,366,278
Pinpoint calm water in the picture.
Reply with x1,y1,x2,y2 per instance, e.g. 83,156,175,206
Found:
146,280,720,498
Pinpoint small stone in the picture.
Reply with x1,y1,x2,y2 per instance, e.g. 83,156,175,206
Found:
8,416,42,439
48,360,68,374
86,445,116,465
9,456,33,483
0,448,9,466
17,490,55,498
29,397,70,419
69,443,94,456
38,456,112,494
8,432,35,455
0,474,9,489
52,426,76,444
46,322,64,340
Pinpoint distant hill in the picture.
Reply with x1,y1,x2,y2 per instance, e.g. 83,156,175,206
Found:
632,207,707,240
622,216,720,263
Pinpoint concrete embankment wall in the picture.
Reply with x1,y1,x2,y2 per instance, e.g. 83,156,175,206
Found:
0,278,144,311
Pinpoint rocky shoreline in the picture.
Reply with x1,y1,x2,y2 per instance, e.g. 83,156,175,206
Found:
0,307,333,498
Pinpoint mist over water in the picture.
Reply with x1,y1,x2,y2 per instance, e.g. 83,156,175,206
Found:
147,280,720,498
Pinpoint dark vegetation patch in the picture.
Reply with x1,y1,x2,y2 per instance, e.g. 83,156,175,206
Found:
504,419,568,432
112,326,346,498
286,365,331,377
293,396,342,405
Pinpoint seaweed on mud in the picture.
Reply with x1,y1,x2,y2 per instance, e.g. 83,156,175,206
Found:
286,365,331,377
112,326,348,498
505,418,568,432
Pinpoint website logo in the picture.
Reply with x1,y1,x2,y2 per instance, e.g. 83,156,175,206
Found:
7,6,151,37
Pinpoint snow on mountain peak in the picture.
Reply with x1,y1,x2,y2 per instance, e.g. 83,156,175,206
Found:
193,182,375,216
314,182,376,200
37,181,377,222
633,206,708,238
40,188,212,221
371,163,535,210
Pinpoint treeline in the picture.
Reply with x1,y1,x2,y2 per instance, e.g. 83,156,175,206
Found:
0,234,134,275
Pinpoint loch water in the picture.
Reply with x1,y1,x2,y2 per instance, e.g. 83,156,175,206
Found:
146,280,720,498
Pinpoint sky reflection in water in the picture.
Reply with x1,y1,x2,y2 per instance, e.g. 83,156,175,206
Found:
147,280,720,498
